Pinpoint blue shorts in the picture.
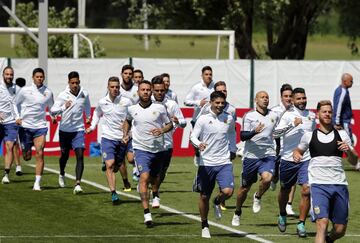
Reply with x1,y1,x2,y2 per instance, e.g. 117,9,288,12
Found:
101,137,127,162
194,164,234,195
0,123,19,143
19,127,48,152
134,149,165,177
279,159,309,189
59,130,85,150
126,138,133,153
310,184,349,225
241,156,276,187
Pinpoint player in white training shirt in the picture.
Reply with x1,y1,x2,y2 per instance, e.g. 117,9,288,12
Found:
273,88,316,237
294,100,358,243
1,66,20,184
191,91,237,238
51,71,91,194
87,76,133,204
232,91,278,226
124,80,173,227
15,68,54,191
161,73,178,103
150,75,186,208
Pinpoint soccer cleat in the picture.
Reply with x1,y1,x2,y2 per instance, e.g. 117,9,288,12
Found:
252,192,261,213
220,201,227,211
213,203,222,220
32,183,41,191
58,175,65,188
297,222,307,238
270,181,277,191
15,166,23,176
111,193,120,204
1,175,10,184
201,227,211,238
73,185,83,194
193,156,200,167
231,214,240,226
152,196,160,208
144,213,153,227
123,187,132,192
278,215,287,232
286,203,295,216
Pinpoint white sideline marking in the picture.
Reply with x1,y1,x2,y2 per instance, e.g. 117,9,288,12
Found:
0,234,198,239
28,165,273,243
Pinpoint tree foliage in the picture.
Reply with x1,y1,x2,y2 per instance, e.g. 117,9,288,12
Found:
8,2,105,58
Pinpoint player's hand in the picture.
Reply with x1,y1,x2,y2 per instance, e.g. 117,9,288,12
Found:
337,141,350,152
293,150,303,163
171,116,179,125
230,152,236,161
122,135,129,144
0,112,4,121
150,128,163,137
198,143,207,151
15,118,22,125
65,100,72,109
85,118,91,125
85,128,92,134
255,123,265,133
334,124,343,130
51,117,57,124
294,117,303,127
199,98,207,107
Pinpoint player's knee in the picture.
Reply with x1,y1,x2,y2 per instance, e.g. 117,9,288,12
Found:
5,142,14,151
333,225,347,237
200,193,210,201
23,150,32,161
301,185,310,196
222,188,234,198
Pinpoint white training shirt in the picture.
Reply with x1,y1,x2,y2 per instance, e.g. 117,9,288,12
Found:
165,89,178,103
154,98,186,149
0,81,19,124
184,80,214,121
51,86,91,132
242,109,279,159
120,84,139,104
270,103,290,155
298,129,352,185
89,94,132,141
190,109,237,166
15,83,54,129
274,106,316,161
127,102,171,153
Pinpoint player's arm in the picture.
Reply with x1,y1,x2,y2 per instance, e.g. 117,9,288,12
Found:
240,114,264,141
273,113,301,138
86,104,102,134
190,117,206,151
172,103,187,128
338,130,359,165
293,133,310,163
84,92,91,124
14,88,25,124
228,117,237,160
184,86,205,107
334,89,346,128
50,93,67,116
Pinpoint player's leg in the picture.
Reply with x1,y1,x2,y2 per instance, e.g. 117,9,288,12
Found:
213,164,234,219
297,160,310,237
13,142,23,176
315,218,329,243
72,131,86,194
58,131,71,188
32,130,47,191
286,185,296,215
149,151,166,209
18,128,32,161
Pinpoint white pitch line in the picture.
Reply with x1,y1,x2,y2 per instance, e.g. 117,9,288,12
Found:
0,234,198,238
28,165,273,243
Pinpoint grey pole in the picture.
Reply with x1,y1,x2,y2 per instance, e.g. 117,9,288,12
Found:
38,0,48,78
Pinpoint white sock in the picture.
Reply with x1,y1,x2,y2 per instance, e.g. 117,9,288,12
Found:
16,165,22,171
35,175,41,184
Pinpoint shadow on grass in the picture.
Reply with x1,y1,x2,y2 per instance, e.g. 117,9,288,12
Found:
160,190,191,193
167,171,191,175
155,212,200,217
10,179,35,183
152,221,191,227
211,233,248,238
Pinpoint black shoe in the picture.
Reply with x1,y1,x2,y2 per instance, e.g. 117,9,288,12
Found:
16,171,23,176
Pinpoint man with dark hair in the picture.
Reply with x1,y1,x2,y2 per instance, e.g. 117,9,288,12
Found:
124,80,173,227
87,76,133,203
270,83,297,216
133,69,144,85
191,91,236,238
150,75,186,208
232,91,278,226
161,73,178,103
15,67,54,190
119,64,138,188
51,71,91,194
294,100,358,243
332,73,360,170
184,66,214,164
1,67,19,184
273,87,316,237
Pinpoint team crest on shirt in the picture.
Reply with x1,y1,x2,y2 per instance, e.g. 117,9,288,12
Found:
224,119,228,124
209,121,213,124
271,118,275,123
153,111,157,116
138,165,143,172
314,206,320,215
102,152,107,159
308,116,312,120
81,93,85,98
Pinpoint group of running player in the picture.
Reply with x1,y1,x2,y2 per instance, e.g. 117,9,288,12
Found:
1,64,358,242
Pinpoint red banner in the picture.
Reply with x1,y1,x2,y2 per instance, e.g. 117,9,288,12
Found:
11,108,358,157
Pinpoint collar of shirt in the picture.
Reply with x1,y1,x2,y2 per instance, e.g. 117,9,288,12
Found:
105,93,121,103
31,83,46,92
65,85,83,98
293,106,308,116
201,80,214,89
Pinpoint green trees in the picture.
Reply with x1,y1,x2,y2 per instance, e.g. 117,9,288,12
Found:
8,2,105,58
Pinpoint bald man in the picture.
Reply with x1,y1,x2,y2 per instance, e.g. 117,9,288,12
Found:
232,91,279,226
332,73,360,170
